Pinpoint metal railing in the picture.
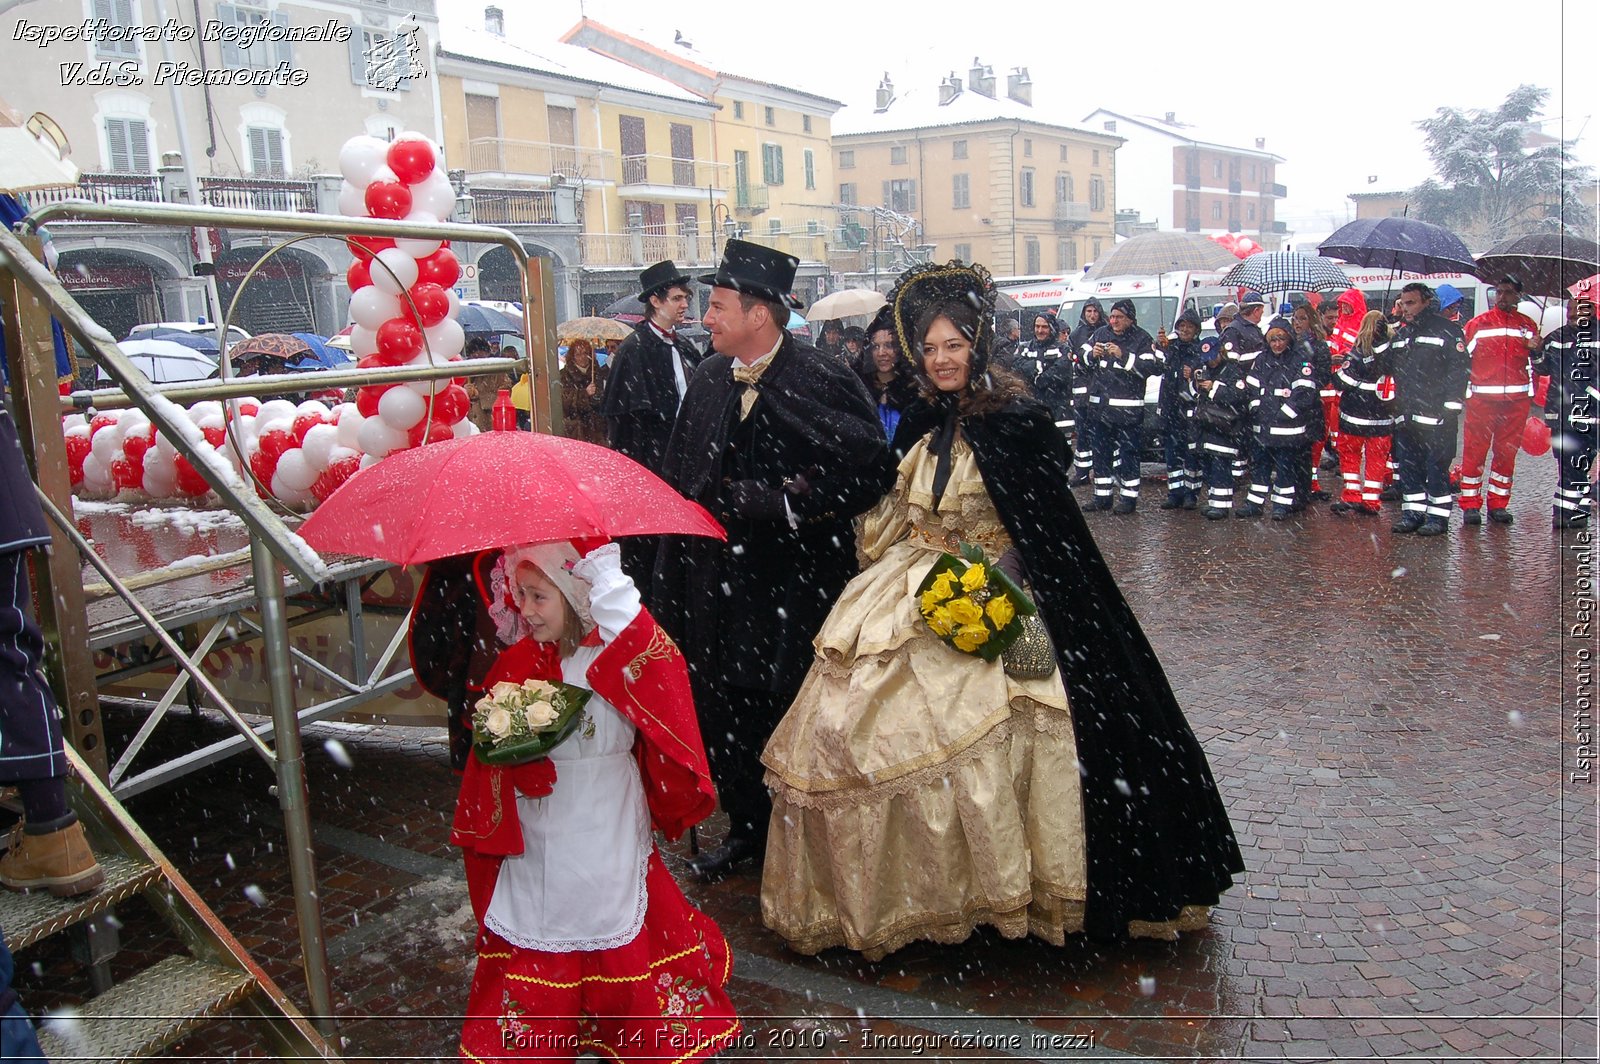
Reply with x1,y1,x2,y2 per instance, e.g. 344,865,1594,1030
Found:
581,231,717,267
617,153,728,190
467,137,614,182
25,172,162,206
734,184,769,211
471,186,559,225
199,176,318,213
1,200,558,1038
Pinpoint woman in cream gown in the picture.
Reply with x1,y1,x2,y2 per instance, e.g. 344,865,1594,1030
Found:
761,262,1244,959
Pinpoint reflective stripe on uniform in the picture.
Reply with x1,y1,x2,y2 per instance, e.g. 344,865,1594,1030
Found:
1468,383,1533,396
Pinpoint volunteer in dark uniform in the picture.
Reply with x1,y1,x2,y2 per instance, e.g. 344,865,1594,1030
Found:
1240,319,1322,520
1540,294,1597,528
1066,299,1105,484
1085,299,1160,514
1035,317,1076,444
1191,334,1254,520
1389,283,1469,536
1001,313,1060,392
1155,309,1208,509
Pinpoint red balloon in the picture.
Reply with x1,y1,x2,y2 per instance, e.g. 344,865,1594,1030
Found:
364,180,413,221
110,456,142,491
346,236,396,263
248,450,278,493
311,453,363,502
432,383,471,425
354,384,394,418
407,418,454,448
407,282,451,328
292,413,324,443
90,413,118,436
376,317,425,363
257,427,295,465
201,425,226,448
122,425,156,463
387,139,436,186
174,455,210,496
347,258,372,291
65,433,91,485
237,401,261,417
1522,415,1552,456
413,248,460,289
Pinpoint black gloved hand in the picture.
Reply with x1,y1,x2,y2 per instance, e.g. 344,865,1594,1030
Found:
721,479,788,522
995,546,1029,589
783,465,820,498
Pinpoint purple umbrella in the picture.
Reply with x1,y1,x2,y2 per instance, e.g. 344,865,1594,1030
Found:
1317,218,1477,276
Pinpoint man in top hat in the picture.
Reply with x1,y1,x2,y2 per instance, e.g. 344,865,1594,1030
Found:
599,260,705,585
652,240,895,880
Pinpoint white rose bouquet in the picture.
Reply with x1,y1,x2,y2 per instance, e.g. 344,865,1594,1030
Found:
470,677,592,766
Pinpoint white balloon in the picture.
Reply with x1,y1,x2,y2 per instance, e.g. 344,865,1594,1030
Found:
63,414,88,433
338,136,389,187
300,423,339,470
350,325,379,358
154,430,178,462
445,288,461,320
195,412,225,432
142,447,177,497
413,171,457,220
396,211,442,258
81,453,112,492
327,445,359,466
371,248,419,296
257,399,299,426
90,425,123,465
65,423,90,441
269,470,315,505
274,450,319,493
337,180,368,218
422,317,465,360
295,400,332,420
451,418,478,439
255,414,295,438
120,410,151,436
349,287,400,331
189,401,222,424
357,415,409,458
359,453,382,470
402,354,446,396
377,385,427,430
334,410,364,451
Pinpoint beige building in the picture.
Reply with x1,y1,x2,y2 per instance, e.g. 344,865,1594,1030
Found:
834,65,1122,286
437,10,723,314
560,18,842,306
1,0,443,337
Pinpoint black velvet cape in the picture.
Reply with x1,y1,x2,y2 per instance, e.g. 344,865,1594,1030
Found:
893,397,1244,940
652,332,894,695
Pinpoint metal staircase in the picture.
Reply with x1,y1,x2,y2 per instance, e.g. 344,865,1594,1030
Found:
2,745,337,1062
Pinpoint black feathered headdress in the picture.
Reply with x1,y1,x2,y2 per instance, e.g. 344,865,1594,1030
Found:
888,261,997,374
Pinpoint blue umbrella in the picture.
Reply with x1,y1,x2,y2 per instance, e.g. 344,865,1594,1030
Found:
285,332,351,371
455,303,522,335
1317,218,1476,276
121,327,220,356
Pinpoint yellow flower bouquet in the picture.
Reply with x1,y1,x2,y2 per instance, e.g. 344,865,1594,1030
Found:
915,541,1037,662
471,677,592,766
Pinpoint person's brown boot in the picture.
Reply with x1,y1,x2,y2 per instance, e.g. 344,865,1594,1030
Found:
0,820,104,897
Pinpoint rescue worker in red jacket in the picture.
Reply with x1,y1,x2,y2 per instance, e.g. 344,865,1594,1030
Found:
1459,276,1543,526
1325,288,1367,460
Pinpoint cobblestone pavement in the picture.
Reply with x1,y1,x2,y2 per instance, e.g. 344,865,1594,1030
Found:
15,456,1597,1063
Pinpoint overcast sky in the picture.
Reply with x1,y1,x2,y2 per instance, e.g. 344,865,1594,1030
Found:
441,0,1598,242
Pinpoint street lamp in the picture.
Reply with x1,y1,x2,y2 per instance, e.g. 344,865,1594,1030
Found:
712,203,737,254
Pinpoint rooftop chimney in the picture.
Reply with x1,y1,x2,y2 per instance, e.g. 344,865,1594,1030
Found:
938,72,963,106
484,5,503,36
1164,111,1176,124
968,58,995,99
1255,137,1266,149
673,29,693,49
874,72,895,113
1006,67,1032,106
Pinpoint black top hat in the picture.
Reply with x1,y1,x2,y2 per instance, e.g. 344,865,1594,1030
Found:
637,260,694,305
698,239,802,309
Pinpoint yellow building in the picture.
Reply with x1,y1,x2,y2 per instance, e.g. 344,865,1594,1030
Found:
833,65,1122,286
560,19,842,306
438,10,722,314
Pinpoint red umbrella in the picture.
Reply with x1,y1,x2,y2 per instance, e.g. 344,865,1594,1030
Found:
299,430,724,565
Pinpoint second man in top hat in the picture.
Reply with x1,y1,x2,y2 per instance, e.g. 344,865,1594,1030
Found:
600,259,706,585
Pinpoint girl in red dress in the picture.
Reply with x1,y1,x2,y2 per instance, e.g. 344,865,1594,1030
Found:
449,539,740,1063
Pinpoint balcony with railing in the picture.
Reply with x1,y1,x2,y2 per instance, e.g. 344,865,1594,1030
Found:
1269,183,1288,199
581,230,719,268
616,154,728,195
24,172,161,207
467,138,614,183
734,184,769,213
198,176,318,213
471,187,558,225
1053,201,1091,230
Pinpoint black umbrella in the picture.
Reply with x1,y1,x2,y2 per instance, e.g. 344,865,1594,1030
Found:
454,303,521,335
601,293,645,318
1318,217,1477,275
1473,234,1600,299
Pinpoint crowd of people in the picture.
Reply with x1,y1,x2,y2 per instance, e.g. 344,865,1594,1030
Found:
969,279,1596,532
